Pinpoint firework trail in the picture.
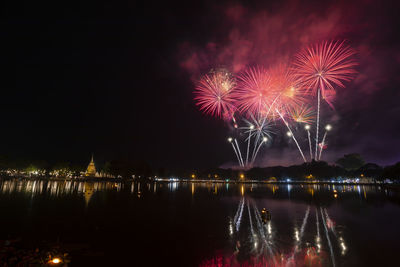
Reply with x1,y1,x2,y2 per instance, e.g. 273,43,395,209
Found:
320,207,336,267
276,109,306,162
247,199,257,249
324,207,347,256
288,206,310,264
251,137,268,164
234,197,245,232
316,207,321,252
193,41,357,166
233,197,244,226
290,105,315,161
233,197,278,265
299,206,311,241
251,121,270,165
240,117,255,167
194,69,237,119
324,208,337,237
229,138,243,167
306,127,313,161
315,89,321,160
319,131,328,160
234,139,245,167
246,131,251,167
246,116,273,164
252,201,277,265
293,40,357,161
252,134,261,163
290,104,314,162
267,65,308,162
245,126,254,167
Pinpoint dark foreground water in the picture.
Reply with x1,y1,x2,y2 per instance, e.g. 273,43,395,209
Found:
0,179,399,266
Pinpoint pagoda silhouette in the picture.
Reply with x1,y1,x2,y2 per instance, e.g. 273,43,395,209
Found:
85,154,97,177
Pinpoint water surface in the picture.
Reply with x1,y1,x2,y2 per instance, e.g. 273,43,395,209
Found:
0,179,399,266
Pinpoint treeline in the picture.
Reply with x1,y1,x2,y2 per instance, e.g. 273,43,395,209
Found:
166,154,400,181
0,156,153,178
189,161,387,181
0,154,399,180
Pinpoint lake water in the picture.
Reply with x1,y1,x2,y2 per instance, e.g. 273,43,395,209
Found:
0,179,399,266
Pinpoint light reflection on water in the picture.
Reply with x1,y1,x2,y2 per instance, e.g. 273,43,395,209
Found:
205,198,347,267
0,179,399,266
0,179,389,198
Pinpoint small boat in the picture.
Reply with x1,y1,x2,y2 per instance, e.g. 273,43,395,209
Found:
261,208,271,223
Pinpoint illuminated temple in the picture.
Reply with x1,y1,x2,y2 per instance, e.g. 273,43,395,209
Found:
85,155,97,177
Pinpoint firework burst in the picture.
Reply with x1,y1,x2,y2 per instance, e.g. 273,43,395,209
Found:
249,116,274,164
194,69,237,119
239,114,274,167
292,40,357,98
292,40,356,160
235,66,276,116
290,104,315,124
269,64,306,115
241,116,273,139
192,40,357,166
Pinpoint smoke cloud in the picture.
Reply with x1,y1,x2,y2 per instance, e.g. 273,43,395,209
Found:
179,0,400,167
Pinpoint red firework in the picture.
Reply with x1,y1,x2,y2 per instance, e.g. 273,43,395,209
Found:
323,89,336,109
234,66,276,117
194,69,236,119
292,40,357,99
269,64,306,115
319,142,328,150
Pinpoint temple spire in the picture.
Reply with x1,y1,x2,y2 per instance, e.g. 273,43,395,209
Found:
85,154,97,177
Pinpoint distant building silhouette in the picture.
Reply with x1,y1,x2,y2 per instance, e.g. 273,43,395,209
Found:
85,154,97,177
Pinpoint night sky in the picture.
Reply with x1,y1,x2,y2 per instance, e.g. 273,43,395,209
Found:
1,0,399,169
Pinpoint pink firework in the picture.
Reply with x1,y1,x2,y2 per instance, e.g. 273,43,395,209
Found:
269,64,306,115
323,89,336,109
292,40,356,161
292,40,357,98
194,69,236,119
234,66,276,117
319,142,328,150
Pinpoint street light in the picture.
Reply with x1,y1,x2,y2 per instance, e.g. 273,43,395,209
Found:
286,131,292,137
305,124,310,130
228,137,233,142
325,124,332,131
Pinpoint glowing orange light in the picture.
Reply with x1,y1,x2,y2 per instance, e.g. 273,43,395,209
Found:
51,258,61,264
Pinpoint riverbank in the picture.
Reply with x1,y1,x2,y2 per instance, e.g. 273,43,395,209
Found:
1,176,398,187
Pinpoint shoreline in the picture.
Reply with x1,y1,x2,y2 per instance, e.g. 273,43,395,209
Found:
0,176,398,187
